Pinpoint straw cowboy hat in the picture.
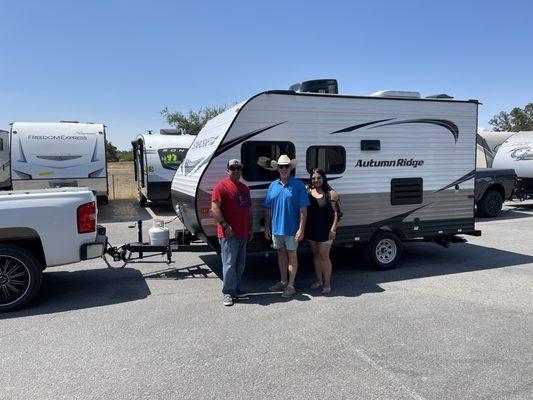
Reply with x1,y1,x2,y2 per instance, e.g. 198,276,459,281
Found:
270,154,298,169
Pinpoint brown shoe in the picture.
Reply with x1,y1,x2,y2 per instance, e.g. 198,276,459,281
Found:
281,285,296,298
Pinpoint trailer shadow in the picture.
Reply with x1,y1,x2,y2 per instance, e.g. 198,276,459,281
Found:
0,267,151,320
476,208,533,222
200,242,533,306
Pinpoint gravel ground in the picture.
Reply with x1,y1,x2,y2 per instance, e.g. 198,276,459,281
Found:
1,200,532,400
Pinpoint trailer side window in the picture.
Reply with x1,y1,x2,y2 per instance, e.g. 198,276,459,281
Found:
391,178,423,205
0,138,3,151
306,146,346,174
158,148,188,170
242,141,295,181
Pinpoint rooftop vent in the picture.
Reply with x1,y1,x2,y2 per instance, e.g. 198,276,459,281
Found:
426,93,454,99
289,79,338,94
160,128,184,135
370,90,421,99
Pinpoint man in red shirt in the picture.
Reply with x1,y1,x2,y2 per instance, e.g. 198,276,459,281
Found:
211,159,252,306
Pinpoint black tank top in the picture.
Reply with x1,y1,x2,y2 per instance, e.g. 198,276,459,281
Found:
304,191,334,242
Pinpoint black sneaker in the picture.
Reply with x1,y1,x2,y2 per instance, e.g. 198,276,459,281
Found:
223,295,234,306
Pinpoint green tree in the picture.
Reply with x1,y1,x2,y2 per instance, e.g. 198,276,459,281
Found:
160,105,227,136
105,140,120,162
489,103,533,132
119,150,134,162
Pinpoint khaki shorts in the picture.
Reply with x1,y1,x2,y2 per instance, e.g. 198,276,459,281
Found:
272,234,298,251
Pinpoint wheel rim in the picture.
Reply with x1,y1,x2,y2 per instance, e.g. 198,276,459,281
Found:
375,238,397,264
0,255,31,307
486,193,502,215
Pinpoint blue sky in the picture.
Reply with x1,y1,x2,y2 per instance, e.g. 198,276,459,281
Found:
1,0,532,149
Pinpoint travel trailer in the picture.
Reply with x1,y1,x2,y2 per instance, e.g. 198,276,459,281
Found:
10,122,108,202
132,129,194,206
171,81,480,269
493,131,533,198
0,129,9,189
476,131,517,168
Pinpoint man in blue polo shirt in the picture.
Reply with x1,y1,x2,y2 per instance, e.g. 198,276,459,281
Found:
264,154,310,297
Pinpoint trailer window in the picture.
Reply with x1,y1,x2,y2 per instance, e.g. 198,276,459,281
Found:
0,138,3,151
306,146,346,174
391,178,423,205
158,148,188,170
242,141,295,181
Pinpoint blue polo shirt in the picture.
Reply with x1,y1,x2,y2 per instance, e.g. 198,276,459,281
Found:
263,177,310,236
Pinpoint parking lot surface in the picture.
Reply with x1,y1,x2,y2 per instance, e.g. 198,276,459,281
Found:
2,200,532,400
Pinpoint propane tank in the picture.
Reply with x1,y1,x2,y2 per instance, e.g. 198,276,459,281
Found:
149,220,170,246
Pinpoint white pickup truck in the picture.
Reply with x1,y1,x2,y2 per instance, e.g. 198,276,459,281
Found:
0,188,107,312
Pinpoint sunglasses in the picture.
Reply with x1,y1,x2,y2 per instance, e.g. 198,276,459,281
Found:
311,176,323,181
277,165,291,169
229,166,242,171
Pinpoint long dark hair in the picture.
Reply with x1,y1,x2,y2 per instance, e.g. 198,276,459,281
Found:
309,168,331,192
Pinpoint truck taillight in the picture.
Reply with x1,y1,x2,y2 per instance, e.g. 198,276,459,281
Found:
77,202,96,234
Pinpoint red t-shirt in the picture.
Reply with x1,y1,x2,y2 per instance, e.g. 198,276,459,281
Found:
211,178,251,239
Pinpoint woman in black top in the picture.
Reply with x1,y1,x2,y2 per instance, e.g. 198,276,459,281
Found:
304,169,339,294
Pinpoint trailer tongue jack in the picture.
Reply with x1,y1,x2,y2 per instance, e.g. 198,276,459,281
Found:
102,220,195,269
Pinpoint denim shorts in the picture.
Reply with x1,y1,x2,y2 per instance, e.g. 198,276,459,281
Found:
272,234,298,251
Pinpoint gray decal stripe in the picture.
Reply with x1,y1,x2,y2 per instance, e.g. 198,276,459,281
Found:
370,119,459,143
346,203,430,230
330,119,393,134
213,121,287,157
433,170,476,193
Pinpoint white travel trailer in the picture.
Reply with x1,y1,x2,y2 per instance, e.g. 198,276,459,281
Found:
10,122,108,202
493,131,533,198
171,85,480,269
476,131,517,168
0,129,10,189
132,130,194,206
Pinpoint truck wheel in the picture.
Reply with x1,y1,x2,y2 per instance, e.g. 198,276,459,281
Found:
478,189,503,218
365,231,403,270
0,244,43,312
139,192,147,208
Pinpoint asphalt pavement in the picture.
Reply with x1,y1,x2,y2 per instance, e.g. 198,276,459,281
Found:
1,200,532,400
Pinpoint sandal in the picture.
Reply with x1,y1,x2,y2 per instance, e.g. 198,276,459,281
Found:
321,287,332,294
310,281,323,290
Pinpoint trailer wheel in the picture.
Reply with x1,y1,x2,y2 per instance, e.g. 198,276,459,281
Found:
0,244,43,312
365,231,403,270
477,189,503,218
139,192,147,208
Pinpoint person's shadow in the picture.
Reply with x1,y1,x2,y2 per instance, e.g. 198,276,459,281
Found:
200,241,533,306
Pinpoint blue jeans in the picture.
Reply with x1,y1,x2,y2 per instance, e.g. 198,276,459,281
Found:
219,237,247,296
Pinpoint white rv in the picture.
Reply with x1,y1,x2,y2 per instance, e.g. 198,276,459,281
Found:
132,130,194,206
10,122,108,202
476,131,517,168
0,129,10,190
171,84,480,269
493,131,533,198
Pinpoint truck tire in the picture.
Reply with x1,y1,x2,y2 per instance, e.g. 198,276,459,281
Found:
0,244,43,312
365,231,403,270
477,189,503,218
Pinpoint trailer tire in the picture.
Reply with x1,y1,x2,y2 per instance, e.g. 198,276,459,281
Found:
365,231,403,270
477,189,503,218
0,244,43,312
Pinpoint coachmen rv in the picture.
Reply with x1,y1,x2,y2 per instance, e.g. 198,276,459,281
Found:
492,131,533,198
10,122,108,202
0,129,9,190
171,82,480,269
132,129,194,206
